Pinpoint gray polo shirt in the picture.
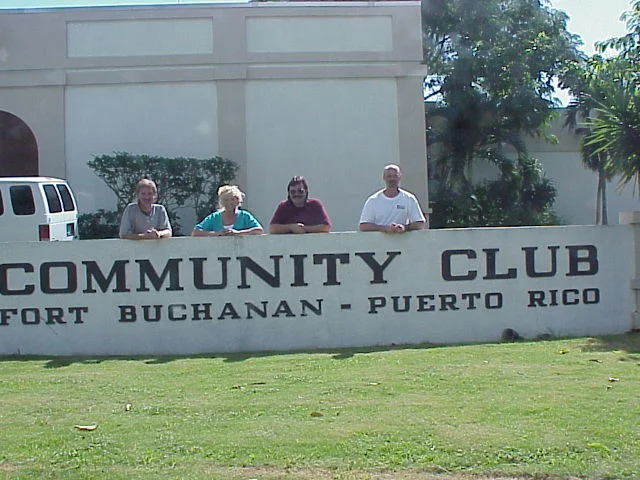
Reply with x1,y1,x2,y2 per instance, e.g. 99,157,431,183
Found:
119,203,172,236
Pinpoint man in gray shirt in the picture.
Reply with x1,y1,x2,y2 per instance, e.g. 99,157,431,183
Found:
119,179,172,240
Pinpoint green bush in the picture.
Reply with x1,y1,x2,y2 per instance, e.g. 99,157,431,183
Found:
430,156,562,228
78,209,121,240
87,152,238,235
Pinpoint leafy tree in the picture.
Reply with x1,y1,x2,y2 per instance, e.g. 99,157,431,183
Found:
563,1,640,204
422,0,582,226
597,0,640,62
587,1,640,194
561,56,625,224
430,155,560,228
585,81,640,193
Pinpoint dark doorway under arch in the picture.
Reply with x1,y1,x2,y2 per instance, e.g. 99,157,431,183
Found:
0,111,39,177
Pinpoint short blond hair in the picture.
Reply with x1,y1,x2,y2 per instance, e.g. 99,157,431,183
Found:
217,185,245,210
135,178,157,196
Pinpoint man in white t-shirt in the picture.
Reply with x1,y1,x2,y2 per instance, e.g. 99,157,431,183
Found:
359,164,426,233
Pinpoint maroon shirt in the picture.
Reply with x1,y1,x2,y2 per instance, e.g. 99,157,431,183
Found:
270,198,332,227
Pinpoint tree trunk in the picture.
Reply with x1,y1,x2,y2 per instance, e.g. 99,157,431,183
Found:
601,177,608,225
595,171,603,225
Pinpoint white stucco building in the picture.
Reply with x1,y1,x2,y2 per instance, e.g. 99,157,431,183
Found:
0,1,428,232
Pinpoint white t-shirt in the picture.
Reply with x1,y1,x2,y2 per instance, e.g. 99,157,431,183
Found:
359,189,425,226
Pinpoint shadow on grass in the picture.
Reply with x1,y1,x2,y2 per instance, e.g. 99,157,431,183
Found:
579,330,640,355
1,331,639,368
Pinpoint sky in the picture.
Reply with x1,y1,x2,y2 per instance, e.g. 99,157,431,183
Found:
550,0,631,55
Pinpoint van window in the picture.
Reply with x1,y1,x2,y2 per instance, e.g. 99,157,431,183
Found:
57,184,76,211
0,191,4,216
43,184,63,213
10,185,35,215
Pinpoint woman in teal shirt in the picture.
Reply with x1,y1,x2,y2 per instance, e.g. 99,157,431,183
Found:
192,185,264,236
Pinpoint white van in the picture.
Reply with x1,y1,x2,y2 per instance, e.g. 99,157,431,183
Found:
0,177,78,242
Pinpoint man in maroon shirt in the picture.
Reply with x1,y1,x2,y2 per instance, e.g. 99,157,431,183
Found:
269,176,332,234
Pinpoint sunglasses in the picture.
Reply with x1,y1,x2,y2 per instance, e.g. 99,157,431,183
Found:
289,188,306,195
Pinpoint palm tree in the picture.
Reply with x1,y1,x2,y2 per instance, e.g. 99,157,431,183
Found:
585,82,640,194
562,56,635,224
564,101,612,225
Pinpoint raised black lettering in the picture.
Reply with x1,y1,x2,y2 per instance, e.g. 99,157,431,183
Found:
523,246,558,278
439,294,459,311
562,289,580,305
368,296,386,314
68,306,88,324
460,292,481,309
272,300,295,317
118,305,137,322
45,307,65,324
567,245,598,276
356,251,401,284
83,260,130,293
314,253,349,286
583,288,600,304
40,262,77,294
143,305,162,321
0,263,35,295
245,301,268,319
190,257,229,290
290,255,308,287
237,256,282,289
485,292,503,309
136,259,184,292
483,249,516,280
392,295,411,312
22,308,40,325
300,299,322,316
442,250,477,281
416,295,435,311
191,303,213,320
528,290,546,307
168,304,187,321
218,302,240,320
0,308,18,325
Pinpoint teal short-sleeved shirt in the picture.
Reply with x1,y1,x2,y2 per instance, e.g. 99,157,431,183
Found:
194,209,262,233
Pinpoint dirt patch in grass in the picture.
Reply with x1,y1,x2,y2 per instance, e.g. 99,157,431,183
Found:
211,466,581,480
0,463,19,472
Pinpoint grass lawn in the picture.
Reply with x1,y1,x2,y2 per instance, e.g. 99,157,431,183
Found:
1,334,639,480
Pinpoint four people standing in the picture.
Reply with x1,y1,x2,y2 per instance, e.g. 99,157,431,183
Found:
120,167,426,238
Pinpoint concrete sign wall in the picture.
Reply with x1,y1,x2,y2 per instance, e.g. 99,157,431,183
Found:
0,225,634,356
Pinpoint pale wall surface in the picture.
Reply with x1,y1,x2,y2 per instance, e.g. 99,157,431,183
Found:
527,124,640,225
0,226,634,356
432,114,640,226
245,78,399,231
65,82,220,219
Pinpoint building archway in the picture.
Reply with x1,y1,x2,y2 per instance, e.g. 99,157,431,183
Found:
0,111,38,177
